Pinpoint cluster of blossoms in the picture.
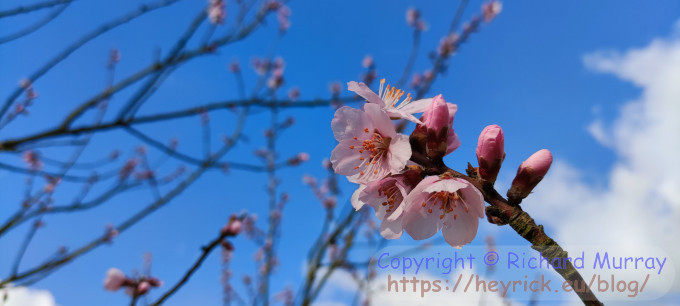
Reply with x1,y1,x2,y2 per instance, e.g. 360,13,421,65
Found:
103,268,163,297
207,0,226,25
331,79,552,248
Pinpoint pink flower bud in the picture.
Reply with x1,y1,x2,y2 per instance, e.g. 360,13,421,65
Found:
222,219,242,236
287,87,300,101
207,0,226,25
229,60,240,73
362,55,374,68
329,82,341,95
277,6,291,31
507,149,553,204
476,125,505,183
222,240,235,251
419,95,450,159
104,268,127,291
297,152,309,162
137,281,151,295
482,1,502,22
424,95,449,134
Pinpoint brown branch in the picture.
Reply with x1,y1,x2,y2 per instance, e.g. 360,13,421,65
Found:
150,230,234,305
300,208,358,306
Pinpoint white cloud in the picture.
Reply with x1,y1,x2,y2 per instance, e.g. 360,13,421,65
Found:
1,286,56,306
527,21,680,297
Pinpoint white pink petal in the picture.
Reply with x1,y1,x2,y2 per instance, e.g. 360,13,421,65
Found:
403,176,484,248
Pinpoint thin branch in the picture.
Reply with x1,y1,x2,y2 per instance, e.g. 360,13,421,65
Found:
150,230,233,305
0,0,183,120
0,96,359,152
395,30,421,88
0,108,250,287
0,0,74,18
0,4,70,45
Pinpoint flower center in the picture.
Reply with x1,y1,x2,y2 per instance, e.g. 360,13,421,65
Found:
420,190,469,220
377,180,403,213
379,79,412,109
350,130,391,177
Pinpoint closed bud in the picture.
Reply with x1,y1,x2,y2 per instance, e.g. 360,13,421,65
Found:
424,95,450,160
221,218,243,236
136,281,151,295
476,125,505,183
507,149,552,204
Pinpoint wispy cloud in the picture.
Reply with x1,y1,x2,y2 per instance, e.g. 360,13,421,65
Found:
528,21,680,297
1,286,56,306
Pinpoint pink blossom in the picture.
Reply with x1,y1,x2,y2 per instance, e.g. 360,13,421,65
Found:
507,149,552,202
222,217,243,236
19,78,32,89
104,268,127,291
476,124,505,183
22,150,42,170
330,104,411,184
297,152,309,161
267,68,284,89
402,176,484,248
43,176,61,193
207,0,226,25
108,48,121,67
482,1,502,22
347,79,432,124
423,69,433,81
229,60,240,73
329,82,341,95
362,55,374,68
264,0,281,11
137,281,151,295
252,57,270,75
437,33,459,57
287,87,300,101
287,152,309,165
405,8,427,30
323,196,337,209
302,175,317,186
406,8,419,26
277,6,291,31
321,159,332,169
410,74,423,88
351,169,422,239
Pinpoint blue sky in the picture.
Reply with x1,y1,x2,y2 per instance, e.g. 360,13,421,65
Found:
1,0,679,305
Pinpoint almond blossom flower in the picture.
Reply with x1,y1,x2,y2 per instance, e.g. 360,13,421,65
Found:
351,168,423,239
330,103,411,184
347,79,433,124
403,176,484,248
104,268,127,291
